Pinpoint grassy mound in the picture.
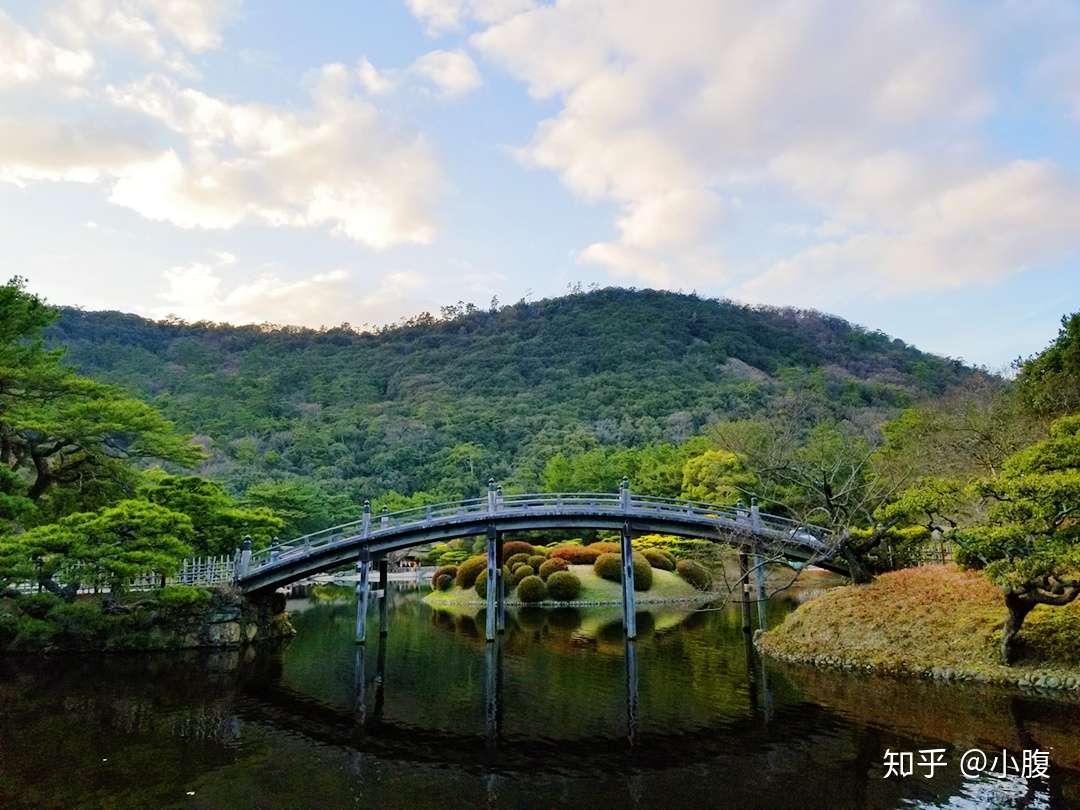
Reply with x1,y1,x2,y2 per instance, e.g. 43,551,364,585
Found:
759,565,1080,689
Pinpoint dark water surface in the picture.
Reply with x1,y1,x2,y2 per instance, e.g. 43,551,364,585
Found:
1,586,1078,809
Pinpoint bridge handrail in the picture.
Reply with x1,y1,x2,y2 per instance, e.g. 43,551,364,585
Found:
245,491,834,575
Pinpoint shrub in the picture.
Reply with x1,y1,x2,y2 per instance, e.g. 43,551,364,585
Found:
594,553,622,582
546,571,582,601
474,567,512,598
0,611,18,642
517,575,547,603
551,545,602,564
456,556,488,588
12,616,57,650
156,585,212,614
501,541,535,558
593,552,652,591
538,557,569,581
531,546,549,558
511,565,535,586
587,541,621,554
506,553,531,570
18,592,61,619
677,559,713,591
527,554,546,570
436,550,469,566
643,549,676,571
436,574,454,591
430,565,459,588
47,600,110,637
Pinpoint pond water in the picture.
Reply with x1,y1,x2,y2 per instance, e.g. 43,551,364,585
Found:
1,585,1078,809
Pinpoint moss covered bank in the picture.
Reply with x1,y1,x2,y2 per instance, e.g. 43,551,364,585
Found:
757,565,1080,696
0,586,295,654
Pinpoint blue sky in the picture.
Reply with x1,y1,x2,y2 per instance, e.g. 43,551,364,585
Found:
2,1,1078,369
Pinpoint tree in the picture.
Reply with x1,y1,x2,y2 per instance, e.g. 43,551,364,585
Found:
0,499,194,598
680,449,757,505
0,278,201,511
1016,312,1080,417
140,473,282,555
956,415,1080,664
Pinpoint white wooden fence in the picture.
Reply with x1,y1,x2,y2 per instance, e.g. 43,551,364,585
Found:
9,554,237,594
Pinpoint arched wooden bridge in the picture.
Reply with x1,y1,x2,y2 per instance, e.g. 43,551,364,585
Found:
236,481,840,635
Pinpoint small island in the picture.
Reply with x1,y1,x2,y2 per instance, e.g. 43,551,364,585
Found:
421,540,715,607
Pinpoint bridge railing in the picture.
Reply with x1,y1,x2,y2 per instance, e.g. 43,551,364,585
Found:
243,491,834,577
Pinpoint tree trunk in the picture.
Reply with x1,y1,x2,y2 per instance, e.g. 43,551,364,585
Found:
1001,591,1034,665
840,544,874,584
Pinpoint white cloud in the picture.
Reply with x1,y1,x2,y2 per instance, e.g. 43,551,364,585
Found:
0,9,93,87
151,255,428,326
48,0,238,71
95,67,443,248
468,0,1078,298
410,49,482,98
405,0,534,35
356,50,482,99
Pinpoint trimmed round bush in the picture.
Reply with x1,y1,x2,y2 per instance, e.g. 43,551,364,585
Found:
642,549,676,571
505,553,531,570
517,575,547,603
551,545,602,564
501,540,535,558
527,554,546,570
511,565,535,586
594,552,622,582
587,541,621,554
593,552,653,591
676,559,713,591
156,585,212,614
456,555,488,588
546,571,581,601
475,566,513,598
436,574,454,591
430,565,459,588
538,557,569,581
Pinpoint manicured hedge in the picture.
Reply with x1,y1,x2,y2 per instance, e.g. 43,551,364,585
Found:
587,541,621,554
527,554,546,570
431,565,459,588
551,545,602,564
474,566,513,598
517,575,547,603
538,557,569,581
676,559,712,591
436,574,454,591
506,553,531,570
593,552,653,591
642,549,676,571
456,556,488,588
501,541,535,558
546,571,581,601
511,565,535,586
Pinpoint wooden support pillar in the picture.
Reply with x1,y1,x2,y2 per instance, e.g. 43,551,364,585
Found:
749,499,767,631
484,634,500,748
485,523,497,642
620,519,637,640
355,552,370,644
738,551,752,633
495,530,506,634
378,556,389,638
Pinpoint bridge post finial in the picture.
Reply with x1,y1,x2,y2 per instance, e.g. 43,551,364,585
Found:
362,500,371,538
237,535,253,579
380,504,389,530
620,476,630,512
487,478,497,514
749,497,762,533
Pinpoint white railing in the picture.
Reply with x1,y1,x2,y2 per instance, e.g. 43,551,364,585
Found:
8,554,236,594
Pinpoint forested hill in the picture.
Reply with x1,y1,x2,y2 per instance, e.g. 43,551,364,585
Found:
50,287,971,501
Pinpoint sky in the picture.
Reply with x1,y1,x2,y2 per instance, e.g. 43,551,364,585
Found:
2,0,1079,370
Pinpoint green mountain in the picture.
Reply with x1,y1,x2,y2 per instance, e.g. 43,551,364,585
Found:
50,287,970,500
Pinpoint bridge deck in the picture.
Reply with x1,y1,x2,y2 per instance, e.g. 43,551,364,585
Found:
237,492,842,593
